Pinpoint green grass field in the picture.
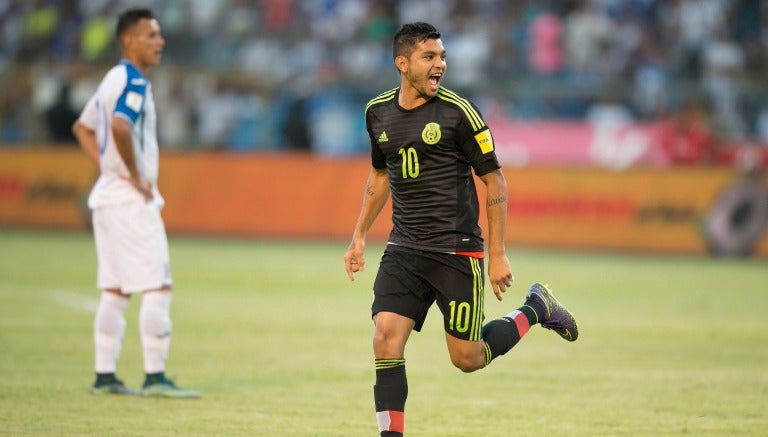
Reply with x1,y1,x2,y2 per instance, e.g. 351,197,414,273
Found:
0,229,766,436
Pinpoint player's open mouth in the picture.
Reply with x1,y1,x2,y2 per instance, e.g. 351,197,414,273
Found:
429,73,442,87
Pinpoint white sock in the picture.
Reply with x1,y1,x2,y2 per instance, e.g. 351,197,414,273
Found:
94,291,129,374
139,291,172,374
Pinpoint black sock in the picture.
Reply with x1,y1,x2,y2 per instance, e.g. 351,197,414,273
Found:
374,359,407,437
94,372,117,385
523,296,546,324
481,318,520,364
143,372,165,386
481,305,538,365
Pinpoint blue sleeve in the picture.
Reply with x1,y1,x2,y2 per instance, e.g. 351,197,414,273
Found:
114,64,147,124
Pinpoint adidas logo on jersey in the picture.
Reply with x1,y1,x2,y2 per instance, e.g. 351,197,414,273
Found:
378,131,389,143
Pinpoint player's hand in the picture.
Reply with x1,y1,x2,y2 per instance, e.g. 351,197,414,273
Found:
344,240,366,281
123,175,153,201
487,254,514,301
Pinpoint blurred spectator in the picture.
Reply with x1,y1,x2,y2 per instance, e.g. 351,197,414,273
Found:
304,63,366,155
444,8,492,88
44,81,79,143
275,87,311,151
655,100,716,165
16,0,59,61
563,1,615,80
700,24,748,139
757,107,768,143
630,28,668,119
657,0,725,79
79,4,113,61
0,0,766,152
195,76,242,148
49,0,81,61
0,70,34,143
527,9,564,76
586,92,634,128
0,1,25,69
152,68,192,147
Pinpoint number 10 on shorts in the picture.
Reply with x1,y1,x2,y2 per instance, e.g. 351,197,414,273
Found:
448,300,471,333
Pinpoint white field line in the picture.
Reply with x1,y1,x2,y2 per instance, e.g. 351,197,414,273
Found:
49,290,99,313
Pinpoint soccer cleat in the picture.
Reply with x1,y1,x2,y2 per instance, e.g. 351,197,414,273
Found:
526,282,579,342
140,376,200,399
90,377,137,396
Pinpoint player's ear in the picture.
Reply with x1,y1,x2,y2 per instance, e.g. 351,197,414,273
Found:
119,31,132,51
120,24,139,51
394,55,408,74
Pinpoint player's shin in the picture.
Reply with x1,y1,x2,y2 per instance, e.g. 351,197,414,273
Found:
139,291,172,374
480,305,538,365
94,291,129,374
374,359,407,437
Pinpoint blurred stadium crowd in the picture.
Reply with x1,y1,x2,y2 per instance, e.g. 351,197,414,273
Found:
1,0,767,155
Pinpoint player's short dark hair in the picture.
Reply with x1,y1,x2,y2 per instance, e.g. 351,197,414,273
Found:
393,22,441,60
116,7,154,38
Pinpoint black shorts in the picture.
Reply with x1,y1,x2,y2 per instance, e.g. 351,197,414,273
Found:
372,244,485,341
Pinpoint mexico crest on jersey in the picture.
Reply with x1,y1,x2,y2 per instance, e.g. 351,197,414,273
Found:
422,122,441,145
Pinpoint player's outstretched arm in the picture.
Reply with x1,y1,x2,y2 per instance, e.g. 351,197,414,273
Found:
345,167,390,281
479,169,514,300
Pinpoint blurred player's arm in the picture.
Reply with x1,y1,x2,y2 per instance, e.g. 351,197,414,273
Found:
72,121,100,166
112,116,152,200
344,167,390,280
479,169,513,300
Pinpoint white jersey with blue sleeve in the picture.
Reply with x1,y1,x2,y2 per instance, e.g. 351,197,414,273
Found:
78,59,164,209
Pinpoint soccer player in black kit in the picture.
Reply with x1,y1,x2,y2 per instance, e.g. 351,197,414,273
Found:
344,22,579,437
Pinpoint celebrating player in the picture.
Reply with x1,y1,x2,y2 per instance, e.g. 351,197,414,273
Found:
344,22,578,436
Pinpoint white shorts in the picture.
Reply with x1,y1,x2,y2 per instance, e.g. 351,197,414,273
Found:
92,201,172,293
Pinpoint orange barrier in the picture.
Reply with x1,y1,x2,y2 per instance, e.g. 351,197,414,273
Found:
1,148,766,256
0,147,95,228
158,152,392,240
500,168,768,255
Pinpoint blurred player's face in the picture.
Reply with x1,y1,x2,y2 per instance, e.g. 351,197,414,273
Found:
124,18,165,72
398,38,446,101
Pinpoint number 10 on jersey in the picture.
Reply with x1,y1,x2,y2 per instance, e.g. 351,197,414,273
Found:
398,147,420,179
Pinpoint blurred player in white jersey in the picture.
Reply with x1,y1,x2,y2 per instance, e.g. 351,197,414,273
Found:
72,7,199,398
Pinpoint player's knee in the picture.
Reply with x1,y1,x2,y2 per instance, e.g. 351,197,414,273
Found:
451,355,484,373
372,330,388,349
373,330,404,357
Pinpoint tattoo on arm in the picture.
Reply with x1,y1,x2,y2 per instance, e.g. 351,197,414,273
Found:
487,195,507,207
366,185,375,197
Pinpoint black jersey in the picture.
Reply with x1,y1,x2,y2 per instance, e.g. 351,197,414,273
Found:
365,86,501,254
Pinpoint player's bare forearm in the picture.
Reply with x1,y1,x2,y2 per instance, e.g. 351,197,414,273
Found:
112,117,139,178
112,117,152,200
481,170,508,255
354,168,389,237
345,168,389,281
72,121,100,166
480,170,514,300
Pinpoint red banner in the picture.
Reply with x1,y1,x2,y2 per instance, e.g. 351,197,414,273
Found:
488,119,768,170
